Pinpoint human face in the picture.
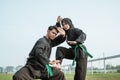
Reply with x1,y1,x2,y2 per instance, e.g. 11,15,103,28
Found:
47,29,58,40
62,22,70,30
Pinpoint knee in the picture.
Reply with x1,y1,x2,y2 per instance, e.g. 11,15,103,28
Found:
59,71,64,76
13,73,21,80
13,71,25,80
59,71,65,79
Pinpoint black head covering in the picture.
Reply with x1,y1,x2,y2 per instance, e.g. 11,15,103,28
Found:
61,18,74,29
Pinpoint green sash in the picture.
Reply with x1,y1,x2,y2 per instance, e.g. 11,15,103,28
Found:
72,44,93,66
46,64,53,77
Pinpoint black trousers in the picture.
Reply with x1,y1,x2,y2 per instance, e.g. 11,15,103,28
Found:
13,65,66,80
56,46,88,80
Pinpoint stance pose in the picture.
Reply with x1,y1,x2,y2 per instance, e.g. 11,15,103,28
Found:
56,16,88,80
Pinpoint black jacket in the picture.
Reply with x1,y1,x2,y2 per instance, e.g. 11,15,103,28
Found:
56,21,87,59
65,27,86,47
56,22,86,47
26,35,65,70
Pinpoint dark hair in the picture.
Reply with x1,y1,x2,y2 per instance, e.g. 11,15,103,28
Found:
61,18,74,28
48,25,58,33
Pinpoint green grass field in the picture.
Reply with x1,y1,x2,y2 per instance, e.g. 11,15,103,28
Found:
0,73,120,80
66,73,120,80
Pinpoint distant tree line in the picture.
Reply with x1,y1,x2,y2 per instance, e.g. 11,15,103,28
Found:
62,64,120,73
106,64,120,72
0,64,120,73
0,65,23,73
87,64,120,73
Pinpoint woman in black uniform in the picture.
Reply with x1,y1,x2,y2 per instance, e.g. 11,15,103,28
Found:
56,16,88,80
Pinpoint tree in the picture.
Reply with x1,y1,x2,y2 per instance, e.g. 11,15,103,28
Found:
115,65,120,73
5,66,14,73
0,67,3,73
106,64,114,69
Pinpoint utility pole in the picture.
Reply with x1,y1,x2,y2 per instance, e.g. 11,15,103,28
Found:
103,53,106,74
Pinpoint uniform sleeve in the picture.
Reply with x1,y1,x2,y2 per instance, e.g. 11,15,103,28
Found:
51,22,65,47
51,35,66,47
75,28,86,44
35,41,50,66
56,22,61,27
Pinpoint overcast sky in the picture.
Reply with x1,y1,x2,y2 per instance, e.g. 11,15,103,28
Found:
0,0,120,67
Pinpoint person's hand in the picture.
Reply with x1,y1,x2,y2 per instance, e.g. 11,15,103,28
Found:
57,16,62,22
55,62,61,70
49,61,56,65
68,41,77,45
49,60,61,70
53,60,61,63
49,60,61,65
57,27,65,37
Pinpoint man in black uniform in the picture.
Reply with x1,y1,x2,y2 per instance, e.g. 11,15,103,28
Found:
13,25,66,80
56,16,88,80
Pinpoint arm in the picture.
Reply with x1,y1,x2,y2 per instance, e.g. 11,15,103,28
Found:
51,27,66,47
56,22,61,27
35,41,50,66
75,28,86,44
51,35,66,47
56,16,62,27
51,16,66,47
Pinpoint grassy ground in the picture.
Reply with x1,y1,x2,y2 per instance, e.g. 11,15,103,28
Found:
66,73,120,80
0,73,120,80
0,73,12,80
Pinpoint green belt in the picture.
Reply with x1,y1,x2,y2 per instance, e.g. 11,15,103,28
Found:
72,44,93,66
46,64,53,77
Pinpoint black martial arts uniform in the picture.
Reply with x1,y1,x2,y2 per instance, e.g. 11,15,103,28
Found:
13,36,66,80
56,19,88,80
